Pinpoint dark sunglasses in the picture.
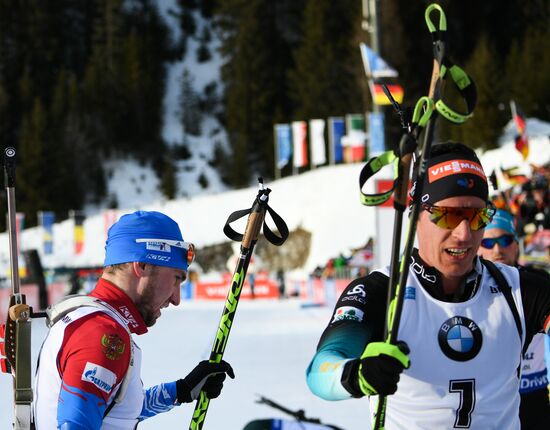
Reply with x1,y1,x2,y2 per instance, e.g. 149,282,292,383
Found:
480,235,515,249
421,203,496,231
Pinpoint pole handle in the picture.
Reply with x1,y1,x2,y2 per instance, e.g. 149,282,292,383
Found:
4,147,16,188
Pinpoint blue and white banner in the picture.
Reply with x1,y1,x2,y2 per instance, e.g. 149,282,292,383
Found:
368,112,385,156
39,211,55,255
328,117,345,164
275,124,292,169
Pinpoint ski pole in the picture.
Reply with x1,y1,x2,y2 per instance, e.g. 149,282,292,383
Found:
372,4,476,429
372,5,447,428
1,147,33,429
256,395,345,430
189,178,288,430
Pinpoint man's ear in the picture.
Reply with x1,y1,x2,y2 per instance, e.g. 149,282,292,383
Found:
132,261,148,278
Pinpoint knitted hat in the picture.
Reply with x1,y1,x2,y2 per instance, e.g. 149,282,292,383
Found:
485,209,517,239
104,211,191,270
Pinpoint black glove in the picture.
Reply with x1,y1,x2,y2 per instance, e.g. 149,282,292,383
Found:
176,360,235,403
342,341,410,397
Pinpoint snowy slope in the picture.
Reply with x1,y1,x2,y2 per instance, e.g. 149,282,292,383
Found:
85,0,230,213
0,131,548,279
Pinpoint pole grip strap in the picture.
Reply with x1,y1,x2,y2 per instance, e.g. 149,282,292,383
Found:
435,62,477,124
223,202,288,246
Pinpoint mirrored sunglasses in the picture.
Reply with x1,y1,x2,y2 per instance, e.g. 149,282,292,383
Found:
421,203,496,231
135,238,196,265
480,234,515,249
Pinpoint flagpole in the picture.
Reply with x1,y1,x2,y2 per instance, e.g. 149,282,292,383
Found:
274,124,281,180
364,0,384,151
328,117,335,165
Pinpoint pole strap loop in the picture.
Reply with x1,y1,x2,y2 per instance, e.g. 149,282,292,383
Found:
223,195,288,246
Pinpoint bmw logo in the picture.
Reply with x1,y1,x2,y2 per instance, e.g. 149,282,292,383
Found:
438,316,482,361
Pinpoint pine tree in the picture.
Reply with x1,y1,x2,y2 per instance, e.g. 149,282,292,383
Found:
17,99,52,225
439,36,505,149
180,68,202,138
218,0,305,186
289,0,363,119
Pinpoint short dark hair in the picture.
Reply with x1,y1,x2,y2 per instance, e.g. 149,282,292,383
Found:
429,141,479,161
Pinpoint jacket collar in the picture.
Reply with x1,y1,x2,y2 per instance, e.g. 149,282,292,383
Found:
90,278,148,334
410,248,482,302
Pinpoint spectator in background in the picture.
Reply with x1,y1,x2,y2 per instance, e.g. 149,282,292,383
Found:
478,209,550,428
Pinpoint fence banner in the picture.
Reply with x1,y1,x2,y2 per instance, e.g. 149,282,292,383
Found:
275,123,292,169
71,210,85,255
328,117,345,164
368,112,385,155
38,211,55,255
291,121,308,168
309,119,326,166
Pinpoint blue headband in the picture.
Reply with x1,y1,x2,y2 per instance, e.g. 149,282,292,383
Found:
485,209,517,238
104,211,190,270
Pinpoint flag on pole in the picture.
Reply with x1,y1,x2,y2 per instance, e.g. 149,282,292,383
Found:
510,100,529,160
275,124,292,169
309,119,326,166
360,43,399,79
291,121,308,168
368,112,385,155
71,210,85,255
342,114,367,163
38,211,55,255
328,117,345,164
360,43,404,106
369,82,404,105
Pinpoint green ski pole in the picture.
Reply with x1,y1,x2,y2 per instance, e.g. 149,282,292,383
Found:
189,178,288,430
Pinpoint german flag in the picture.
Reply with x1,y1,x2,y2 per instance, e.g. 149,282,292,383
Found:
370,82,404,106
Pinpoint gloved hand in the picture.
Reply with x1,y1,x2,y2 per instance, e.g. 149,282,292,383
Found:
342,341,410,397
358,341,410,396
176,360,235,403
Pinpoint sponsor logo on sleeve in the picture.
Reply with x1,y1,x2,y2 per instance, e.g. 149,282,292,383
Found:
81,362,117,393
346,284,366,297
331,306,365,323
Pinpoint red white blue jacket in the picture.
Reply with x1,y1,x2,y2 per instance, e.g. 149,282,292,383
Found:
33,279,179,430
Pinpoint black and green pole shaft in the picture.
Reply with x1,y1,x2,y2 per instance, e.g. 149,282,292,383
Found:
189,179,276,430
3,147,33,430
373,5,447,429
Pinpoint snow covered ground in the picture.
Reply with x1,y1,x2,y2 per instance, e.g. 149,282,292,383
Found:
0,299,371,430
0,129,548,430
